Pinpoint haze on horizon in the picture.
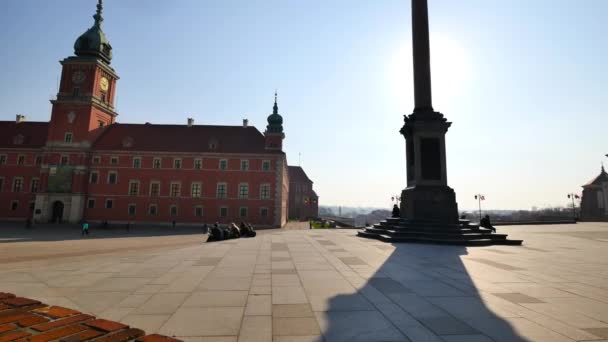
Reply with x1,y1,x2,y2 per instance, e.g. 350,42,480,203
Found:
0,0,606,211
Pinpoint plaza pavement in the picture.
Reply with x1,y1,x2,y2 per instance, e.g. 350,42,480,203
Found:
1,222,608,341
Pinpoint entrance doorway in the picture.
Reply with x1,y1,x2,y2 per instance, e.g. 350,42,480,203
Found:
52,201,64,223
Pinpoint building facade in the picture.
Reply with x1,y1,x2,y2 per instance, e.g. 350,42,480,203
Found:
287,166,319,220
0,1,289,227
581,166,608,222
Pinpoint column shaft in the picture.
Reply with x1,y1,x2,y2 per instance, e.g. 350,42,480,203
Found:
412,0,433,112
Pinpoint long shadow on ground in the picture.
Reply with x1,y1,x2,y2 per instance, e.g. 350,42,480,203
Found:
318,239,528,341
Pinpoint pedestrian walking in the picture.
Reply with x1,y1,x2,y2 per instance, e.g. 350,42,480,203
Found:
82,221,90,237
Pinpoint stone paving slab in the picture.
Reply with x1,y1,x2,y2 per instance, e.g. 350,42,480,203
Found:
1,222,608,341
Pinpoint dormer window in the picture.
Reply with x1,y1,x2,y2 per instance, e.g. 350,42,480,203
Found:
64,132,73,143
208,138,218,150
13,135,24,145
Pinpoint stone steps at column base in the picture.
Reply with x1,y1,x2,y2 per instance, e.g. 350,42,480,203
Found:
358,218,523,246
357,230,523,246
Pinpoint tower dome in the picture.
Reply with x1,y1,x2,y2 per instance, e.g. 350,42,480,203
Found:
74,0,112,64
266,92,284,133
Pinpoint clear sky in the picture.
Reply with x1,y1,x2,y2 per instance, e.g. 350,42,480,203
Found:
1,0,606,211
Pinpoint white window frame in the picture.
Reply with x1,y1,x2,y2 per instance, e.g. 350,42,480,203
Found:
194,206,204,217
262,160,271,171
170,182,181,197
149,204,158,215
170,205,178,216
128,203,137,216
30,178,40,193
219,159,228,170
260,207,269,217
150,181,161,197
153,157,162,169
110,156,119,165
107,171,118,185
17,155,25,166
0,155,7,165
87,198,96,209
260,183,271,200
64,132,73,143
12,177,24,192
173,158,182,169
89,171,99,184
128,180,140,196
105,199,114,209
194,158,202,170
239,207,248,217
191,182,202,198
92,156,101,164
216,182,227,199
133,157,142,168
220,207,228,217
238,183,249,199
240,159,249,171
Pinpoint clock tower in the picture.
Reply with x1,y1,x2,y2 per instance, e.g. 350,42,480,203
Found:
47,0,118,147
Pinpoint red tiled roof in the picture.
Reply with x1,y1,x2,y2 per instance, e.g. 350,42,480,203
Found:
288,166,312,183
0,121,48,149
92,123,282,154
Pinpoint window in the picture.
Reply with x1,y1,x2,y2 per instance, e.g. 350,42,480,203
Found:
260,184,271,200
30,178,39,193
238,183,249,199
170,182,181,197
262,160,271,171
239,207,248,217
153,158,161,169
240,160,249,171
88,199,95,209
10,201,18,211
101,93,107,103
194,206,203,217
191,182,202,198
64,133,73,143
194,159,202,170
92,156,100,164
220,207,228,217
216,183,227,199
108,171,117,184
0,155,6,165
89,171,99,184
29,201,35,211
219,159,227,170
35,156,42,166
173,158,182,169
98,121,105,128
149,204,158,215
73,87,80,97
12,177,23,192
133,157,141,168
17,155,25,166
150,182,160,197
170,205,178,216
128,204,136,216
261,208,269,217
110,156,118,165
60,155,69,166
128,181,140,196
0,178,4,192
105,199,113,209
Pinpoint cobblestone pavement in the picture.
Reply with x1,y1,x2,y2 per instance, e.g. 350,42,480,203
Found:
1,222,608,341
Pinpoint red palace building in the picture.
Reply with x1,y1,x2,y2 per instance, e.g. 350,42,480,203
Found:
288,166,319,220
0,1,289,227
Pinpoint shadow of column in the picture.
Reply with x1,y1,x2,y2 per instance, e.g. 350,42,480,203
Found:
315,241,527,341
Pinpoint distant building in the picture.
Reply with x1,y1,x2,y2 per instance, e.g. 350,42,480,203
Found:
288,166,319,220
0,1,289,227
581,166,608,221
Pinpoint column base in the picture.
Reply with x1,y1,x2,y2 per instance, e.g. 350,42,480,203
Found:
400,185,459,224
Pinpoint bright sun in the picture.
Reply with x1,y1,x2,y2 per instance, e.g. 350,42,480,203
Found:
387,34,471,111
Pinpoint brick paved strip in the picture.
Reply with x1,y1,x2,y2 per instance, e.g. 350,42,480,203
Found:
0,331,31,342
0,323,17,334
15,314,50,327
29,324,88,342
1,298,40,308
0,293,181,342
84,319,128,332
94,328,145,342
58,329,104,342
34,306,80,319
137,334,183,342
31,313,94,332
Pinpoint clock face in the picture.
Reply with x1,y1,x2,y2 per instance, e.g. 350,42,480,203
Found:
72,71,86,84
100,77,109,92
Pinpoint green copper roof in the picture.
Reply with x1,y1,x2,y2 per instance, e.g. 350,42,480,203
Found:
266,92,284,133
74,0,113,64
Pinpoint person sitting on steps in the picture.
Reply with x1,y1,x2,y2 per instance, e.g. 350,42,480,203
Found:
480,214,496,233
392,204,400,218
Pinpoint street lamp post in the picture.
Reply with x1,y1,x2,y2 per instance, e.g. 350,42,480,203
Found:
566,193,579,221
474,194,485,222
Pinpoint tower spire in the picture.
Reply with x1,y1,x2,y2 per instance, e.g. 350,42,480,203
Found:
93,0,104,27
273,90,279,115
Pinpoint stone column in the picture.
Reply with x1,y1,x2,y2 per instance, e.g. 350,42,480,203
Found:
412,0,433,113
